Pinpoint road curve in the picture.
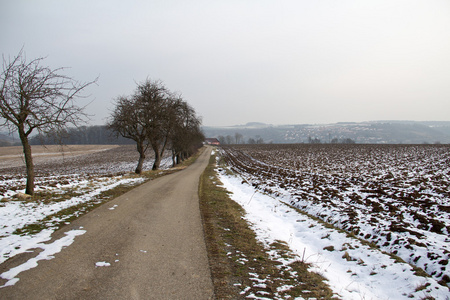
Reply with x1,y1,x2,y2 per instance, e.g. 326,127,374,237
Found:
0,147,214,299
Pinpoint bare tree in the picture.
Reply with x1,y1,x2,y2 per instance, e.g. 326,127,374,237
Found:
0,49,97,195
108,79,170,171
108,95,150,174
134,79,170,170
168,99,203,166
235,132,243,144
109,78,203,172
217,135,226,145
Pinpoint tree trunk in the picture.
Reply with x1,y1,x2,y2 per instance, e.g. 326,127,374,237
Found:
171,150,176,168
152,144,161,170
156,138,168,169
19,126,34,195
135,142,145,174
135,153,145,174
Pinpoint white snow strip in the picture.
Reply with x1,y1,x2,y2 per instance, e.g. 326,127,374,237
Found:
0,229,86,288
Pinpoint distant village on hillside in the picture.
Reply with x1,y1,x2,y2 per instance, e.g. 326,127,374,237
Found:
2,121,450,146
202,121,450,145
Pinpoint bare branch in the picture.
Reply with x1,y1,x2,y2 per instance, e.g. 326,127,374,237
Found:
0,49,97,195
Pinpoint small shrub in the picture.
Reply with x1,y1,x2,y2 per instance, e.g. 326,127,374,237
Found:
323,245,334,252
342,251,355,261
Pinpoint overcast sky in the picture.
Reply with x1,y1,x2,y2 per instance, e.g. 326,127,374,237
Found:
2,0,450,126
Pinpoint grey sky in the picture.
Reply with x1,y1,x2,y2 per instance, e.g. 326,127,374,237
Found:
2,0,450,126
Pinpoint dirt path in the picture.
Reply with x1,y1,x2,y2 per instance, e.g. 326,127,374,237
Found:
0,147,214,299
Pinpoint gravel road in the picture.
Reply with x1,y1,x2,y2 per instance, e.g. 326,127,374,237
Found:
0,147,214,299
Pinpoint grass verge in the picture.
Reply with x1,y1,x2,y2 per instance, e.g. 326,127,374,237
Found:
199,151,338,299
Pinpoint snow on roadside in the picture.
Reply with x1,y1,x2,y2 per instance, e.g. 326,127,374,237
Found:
0,150,173,265
0,176,145,265
0,229,86,288
218,170,450,299
221,145,450,285
95,261,111,267
0,147,174,287
0,174,142,288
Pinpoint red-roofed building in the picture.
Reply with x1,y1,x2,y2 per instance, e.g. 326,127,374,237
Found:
204,138,220,145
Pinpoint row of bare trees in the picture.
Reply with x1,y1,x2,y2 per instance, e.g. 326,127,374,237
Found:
1,49,203,195
107,79,204,174
217,133,264,145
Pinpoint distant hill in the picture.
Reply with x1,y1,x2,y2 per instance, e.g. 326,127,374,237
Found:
202,121,450,144
0,132,20,147
3,121,450,146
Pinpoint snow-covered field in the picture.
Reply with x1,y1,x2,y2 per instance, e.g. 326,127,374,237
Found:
0,145,171,286
218,144,450,299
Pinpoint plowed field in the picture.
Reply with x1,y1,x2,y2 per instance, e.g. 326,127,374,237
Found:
220,144,450,285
